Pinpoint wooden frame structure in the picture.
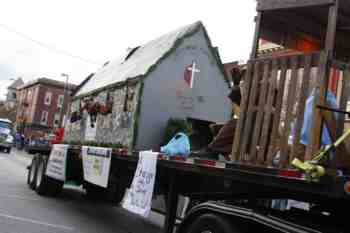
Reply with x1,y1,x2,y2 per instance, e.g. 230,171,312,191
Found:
232,0,350,168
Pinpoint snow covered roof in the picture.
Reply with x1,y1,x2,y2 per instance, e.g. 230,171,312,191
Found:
75,21,204,98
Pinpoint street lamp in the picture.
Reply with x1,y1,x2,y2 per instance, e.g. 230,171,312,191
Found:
60,73,69,128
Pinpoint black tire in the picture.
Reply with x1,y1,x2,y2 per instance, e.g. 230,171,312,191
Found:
3,148,11,154
27,155,39,190
186,213,241,233
84,183,106,200
35,156,64,196
105,170,128,205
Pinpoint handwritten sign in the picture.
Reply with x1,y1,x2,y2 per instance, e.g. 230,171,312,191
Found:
82,146,112,188
122,151,158,218
46,144,68,181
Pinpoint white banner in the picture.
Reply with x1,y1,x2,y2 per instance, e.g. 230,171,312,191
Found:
46,144,68,181
85,116,97,141
122,151,158,218
82,146,112,188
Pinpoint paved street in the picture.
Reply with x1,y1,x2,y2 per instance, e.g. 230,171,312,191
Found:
0,149,163,233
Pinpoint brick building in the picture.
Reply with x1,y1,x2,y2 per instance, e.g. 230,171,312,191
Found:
16,78,76,139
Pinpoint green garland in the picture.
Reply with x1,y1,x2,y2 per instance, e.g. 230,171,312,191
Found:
60,140,125,149
132,81,144,149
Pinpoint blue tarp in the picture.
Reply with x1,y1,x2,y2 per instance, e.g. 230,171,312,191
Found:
300,89,338,146
160,132,190,157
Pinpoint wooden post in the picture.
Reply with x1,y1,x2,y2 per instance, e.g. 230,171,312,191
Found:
325,0,339,58
306,1,338,160
250,12,262,59
337,69,350,137
306,52,330,160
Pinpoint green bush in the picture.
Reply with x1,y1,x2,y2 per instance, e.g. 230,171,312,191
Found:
162,118,192,145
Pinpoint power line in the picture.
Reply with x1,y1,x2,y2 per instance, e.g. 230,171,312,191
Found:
0,23,103,66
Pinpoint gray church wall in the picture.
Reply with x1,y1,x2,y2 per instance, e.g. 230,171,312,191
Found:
136,27,231,150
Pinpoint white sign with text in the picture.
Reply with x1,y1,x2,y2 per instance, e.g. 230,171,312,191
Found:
46,144,69,181
122,151,158,218
82,146,112,188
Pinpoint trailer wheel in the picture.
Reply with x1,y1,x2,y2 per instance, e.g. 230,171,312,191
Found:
27,155,39,190
35,156,63,196
186,213,240,233
106,170,129,205
85,183,106,200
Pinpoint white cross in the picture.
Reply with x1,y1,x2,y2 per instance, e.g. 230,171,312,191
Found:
188,61,200,88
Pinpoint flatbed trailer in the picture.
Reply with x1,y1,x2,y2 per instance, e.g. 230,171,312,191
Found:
24,0,350,232
26,145,350,232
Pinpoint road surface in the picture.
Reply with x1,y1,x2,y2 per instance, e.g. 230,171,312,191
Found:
0,149,163,233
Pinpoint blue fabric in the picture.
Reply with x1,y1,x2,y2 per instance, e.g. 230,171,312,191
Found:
300,89,338,146
160,132,190,157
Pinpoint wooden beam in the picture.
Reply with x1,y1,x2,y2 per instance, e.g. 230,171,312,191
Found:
251,12,262,59
325,0,339,57
306,52,330,160
257,0,335,11
337,69,350,137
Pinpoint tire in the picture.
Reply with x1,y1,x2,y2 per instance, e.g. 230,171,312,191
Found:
105,170,128,205
84,170,127,204
3,148,11,154
35,156,64,196
186,213,240,233
84,183,106,200
27,155,39,190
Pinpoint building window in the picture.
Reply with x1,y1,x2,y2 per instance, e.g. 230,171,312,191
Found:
41,111,48,125
57,95,64,108
44,92,52,106
54,113,60,127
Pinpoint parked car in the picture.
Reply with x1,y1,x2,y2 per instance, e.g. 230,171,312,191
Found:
0,118,14,153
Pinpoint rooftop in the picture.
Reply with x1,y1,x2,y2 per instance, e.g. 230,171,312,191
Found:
18,78,77,91
7,78,24,90
75,21,208,98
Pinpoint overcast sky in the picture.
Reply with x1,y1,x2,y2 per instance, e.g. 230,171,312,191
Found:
0,0,256,100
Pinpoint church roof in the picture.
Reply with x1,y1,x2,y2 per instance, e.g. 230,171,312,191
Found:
8,78,24,90
75,21,224,98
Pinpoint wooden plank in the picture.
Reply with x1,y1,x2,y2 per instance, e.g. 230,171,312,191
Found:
253,52,321,69
239,62,262,161
257,0,335,11
251,12,262,59
231,63,254,161
306,52,330,160
258,59,279,165
250,61,271,162
325,0,339,56
267,58,288,165
337,69,350,137
279,56,300,166
291,55,313,161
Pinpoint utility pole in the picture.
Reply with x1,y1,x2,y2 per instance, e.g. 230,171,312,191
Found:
60,73,69,128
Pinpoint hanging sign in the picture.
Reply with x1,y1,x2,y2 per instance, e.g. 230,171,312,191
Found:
46,144,69,181
122,151,158,218
82,146,112,188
